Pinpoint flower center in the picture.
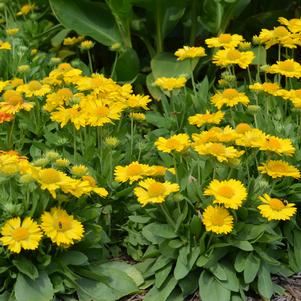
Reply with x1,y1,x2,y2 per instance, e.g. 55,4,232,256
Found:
12,227,29,241
218,186,235,198
262,83,279,91
209,143,226,155
294,89,301,97
236,123,252,134
127,164,143,176
39,168,61,184
3,90,23,105
212,213,225,226
148,182,166,197
269,198,285,210
55,216,72,231
96,106,109,117
279,61,295,72
265,137,281,149
218,34,232,44
274,26,289,38
57,88,73,99
269,162,287,172
223,89,239,99
28,80,42,91
226,49,241,60
165,138,180,149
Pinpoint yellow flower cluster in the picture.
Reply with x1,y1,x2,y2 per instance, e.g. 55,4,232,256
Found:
155,76,187,91
155,133,190,153
188,110,224,127
0,207,84,253
257,17,301,49
174,46,206,60
211,88,250,109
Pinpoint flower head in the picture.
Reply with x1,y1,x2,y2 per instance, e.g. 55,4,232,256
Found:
174,46,206,60
0,217,42,253
155,133,190,153
41,208,84,246
258,194,296,221
266,59,301,78
205,33,244,48
134,178,179,206
202,206,233,234
188,110,224,127
211,88,249,109
258,160,300,179
114,161,150,184
155,76,187,91
204,179,247,209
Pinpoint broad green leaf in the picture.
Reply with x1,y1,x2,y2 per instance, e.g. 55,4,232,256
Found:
230,240,253,251
209,263,227,281
51,28,71,47
199,271,231,301
151,52,197,79
15,271,54,301
234,251,247,273
114,48,140,82
219,264,240,293
174,246,200,280
155,264,173,288
243,253,260,283
144,276,177,301
49,0,123,47
257,265,273,299
13,257,38,280
58,251,88,266
251,46,267,65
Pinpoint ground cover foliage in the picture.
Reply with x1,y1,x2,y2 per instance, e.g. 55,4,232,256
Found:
0,1,301,301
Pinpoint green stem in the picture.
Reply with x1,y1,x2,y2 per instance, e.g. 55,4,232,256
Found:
130,115,134,159
8,118,15,149
172,153,179,184
73,127,77,161
87,50,93,74
155,6,163,53
190,59,197,95
160,203,176,229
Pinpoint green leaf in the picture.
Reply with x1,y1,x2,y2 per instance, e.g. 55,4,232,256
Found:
146,112,173,129
151,52,197,79
58,251,88,266
257,264,274,299
190,215,202,237
51,28,71,47
144,276,177,301
199,271,231,301
174,247,200,280
143,223,177,239
114,48,140,82
49,0,123,47
234,251,247,273
13,257,38,280
155,264,173,288
243,253,260,283
231,240,253,251
15,271,54,301
209,264,227,281
251,46,267,65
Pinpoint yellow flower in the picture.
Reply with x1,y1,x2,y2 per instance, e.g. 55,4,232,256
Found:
80,40,94,50
205,33,244,48
266,59,301,78
114,161,150,184
0,112,13,124
174,46,206,60
55,158,70,167
146,165,168,177
17,80,51,97
134,178,179,206
202,206,233,234
249,82,281,96
71,165,89,177
188,110,224,127
0,217,42,253
44,88,73,112
212,48,254,69
127,94,151,110
17,65,30,73
235,123,253,134
0,41,11,50
31,48,38,56
17,3,36,16
41,208,84,246
0,90,34,114
235,128,267,148
105,136,119,147
129,112,145,120
155,133,190,153
204,179,247,209
192,127,223,144
193,142,244,162
6,28,19,36
258,160,300,179
259,135,295,156
211,88,249,109
155,76,187,91
63,36,85,46
278,17,301,33
81,175,108,198
258,194,296,221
